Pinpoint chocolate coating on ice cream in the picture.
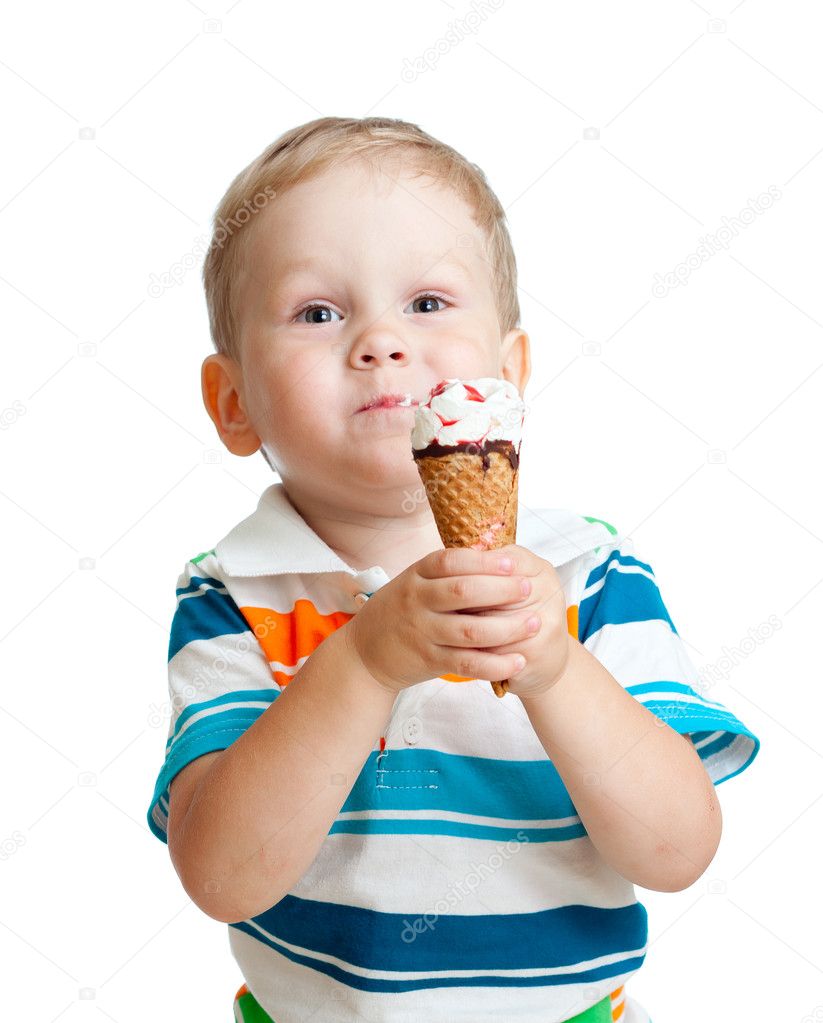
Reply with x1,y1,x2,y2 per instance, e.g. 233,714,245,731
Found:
412,438,519,472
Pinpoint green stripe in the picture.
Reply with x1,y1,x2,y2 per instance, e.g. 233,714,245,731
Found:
582,515,617,535
582,515,617,556
191,549,216,565
234,989,275,1022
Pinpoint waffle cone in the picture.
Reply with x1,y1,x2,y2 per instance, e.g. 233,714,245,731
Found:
414,447,519,697
414,448,519,550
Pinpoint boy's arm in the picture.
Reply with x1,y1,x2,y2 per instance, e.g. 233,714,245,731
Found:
520,637,723,893
173,623,396,923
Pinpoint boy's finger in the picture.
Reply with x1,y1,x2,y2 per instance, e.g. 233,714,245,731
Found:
429,574,530,613
418,545,519,579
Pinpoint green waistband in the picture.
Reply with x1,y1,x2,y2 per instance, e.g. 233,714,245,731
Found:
234,989,613,1022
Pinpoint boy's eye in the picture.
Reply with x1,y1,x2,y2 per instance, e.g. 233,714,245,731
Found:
293,293,448,324
405,294,448,314
296,304,342,325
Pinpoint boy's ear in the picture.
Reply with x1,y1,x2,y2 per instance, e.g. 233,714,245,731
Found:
499,328,531,397
201,354,262,457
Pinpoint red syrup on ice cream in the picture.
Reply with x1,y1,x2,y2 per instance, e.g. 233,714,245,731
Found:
428,379,485,403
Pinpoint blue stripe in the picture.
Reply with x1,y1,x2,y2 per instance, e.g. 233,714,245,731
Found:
232,918,645,991
165,705,269,757
231,895,647,985
160,712,584,828
349,747,579,822
147,684,761,847
176,573,225,596
629,698,761,784
168,580,251,661
695,730,737,759
146,717,254,844
572,548,762,790
638,699,745,725
578,554,675,642
166,688,280,751
162,707,268,762
585,549,653,586
628,680,728,710
148,708,590,846
578,554,672,639
626,687,761,769
330,818,588,842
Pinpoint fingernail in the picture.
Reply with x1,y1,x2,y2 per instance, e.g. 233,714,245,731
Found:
499,557,513,572
520,578,531,596
527,615,540,633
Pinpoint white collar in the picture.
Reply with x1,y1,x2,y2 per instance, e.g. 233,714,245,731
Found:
215,482,616,578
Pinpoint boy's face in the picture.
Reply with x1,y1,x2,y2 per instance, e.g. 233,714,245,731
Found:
203,156,530,506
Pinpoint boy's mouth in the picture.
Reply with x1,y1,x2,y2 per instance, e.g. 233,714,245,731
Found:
356,392,419,413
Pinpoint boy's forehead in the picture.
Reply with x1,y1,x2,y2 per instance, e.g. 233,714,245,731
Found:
247,162,488,281
275,250,477,284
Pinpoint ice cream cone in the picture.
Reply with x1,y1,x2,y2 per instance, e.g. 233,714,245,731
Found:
413,446,519,551
411,379,526,698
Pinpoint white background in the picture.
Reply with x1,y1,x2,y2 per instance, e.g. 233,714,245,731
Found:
2,1,821,1020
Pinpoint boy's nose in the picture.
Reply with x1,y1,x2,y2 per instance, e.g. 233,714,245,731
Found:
349,328,410,366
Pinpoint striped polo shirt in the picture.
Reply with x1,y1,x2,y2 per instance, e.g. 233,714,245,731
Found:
147,482,760,1023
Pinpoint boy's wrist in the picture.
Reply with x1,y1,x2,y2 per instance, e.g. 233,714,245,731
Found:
338,620,401,702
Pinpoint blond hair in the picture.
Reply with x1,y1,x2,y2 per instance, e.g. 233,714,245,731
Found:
201,116,521,364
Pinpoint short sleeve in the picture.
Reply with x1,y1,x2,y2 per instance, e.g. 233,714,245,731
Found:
576,534,760,786
146,558,280,844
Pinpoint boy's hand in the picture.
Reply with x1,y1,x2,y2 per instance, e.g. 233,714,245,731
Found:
346,546,538,696
465,543,572,699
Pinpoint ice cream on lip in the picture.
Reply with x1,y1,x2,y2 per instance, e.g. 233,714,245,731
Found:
411,377,526,469
356,391,419,413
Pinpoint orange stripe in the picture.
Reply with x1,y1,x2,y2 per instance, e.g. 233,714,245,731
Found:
610,984,625,1021
238,600,581,688
567,602,579,639
439,671,476,682
240,601,354,687
234,982,249,999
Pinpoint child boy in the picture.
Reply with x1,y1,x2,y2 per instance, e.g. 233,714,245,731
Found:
147,116,760,1023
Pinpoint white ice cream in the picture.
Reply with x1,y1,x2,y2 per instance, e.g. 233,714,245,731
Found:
411,377,526,451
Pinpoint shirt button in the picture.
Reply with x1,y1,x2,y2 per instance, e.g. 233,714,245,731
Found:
402,716,422,745
353,591,371,608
